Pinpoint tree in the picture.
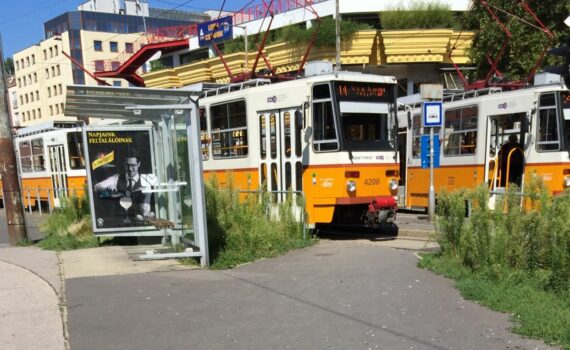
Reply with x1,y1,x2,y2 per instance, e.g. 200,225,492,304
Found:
4,58,13,75
464,0,570,83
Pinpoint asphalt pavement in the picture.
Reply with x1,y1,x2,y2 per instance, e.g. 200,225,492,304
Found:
0,209,561,350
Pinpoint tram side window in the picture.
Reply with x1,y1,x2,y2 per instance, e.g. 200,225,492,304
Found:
31,139,45,171
537,93,559,151
210,100,248,159
19,141,33,173
67,132,85,169
443,106,478,156
312,84,339,152
199,108,209,160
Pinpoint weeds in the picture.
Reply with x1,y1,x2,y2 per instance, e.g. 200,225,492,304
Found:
205,176,315,269
430,175,570,348
39,193,98,251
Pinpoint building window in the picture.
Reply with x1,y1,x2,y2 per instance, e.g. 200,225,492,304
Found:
51,66,55,77
20,96,23,105
30,93,34,102
33,73,37,83
49,47,53,58
94,40,102,52
25,94,28,103
17,78,21,87
38,109,41,118
110,41,118,52
48,87,51,97
50,106,53,116
54,46,58,56
125,43,134,53
57,65,60,76
58,84,62,95
32,110,36,119
36,91,39,100
94,60,104,72
111,61,120,70
15,61,19,70
43,49,47,60
56,104,60,114
26,57,30,67
60,103,64,114
31,55,35,64
45,68,49,79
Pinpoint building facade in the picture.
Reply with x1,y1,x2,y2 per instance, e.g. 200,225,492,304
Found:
13,0,208,127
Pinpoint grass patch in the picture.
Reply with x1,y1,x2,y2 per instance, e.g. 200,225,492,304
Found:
205,177,316,269
420,253,570,349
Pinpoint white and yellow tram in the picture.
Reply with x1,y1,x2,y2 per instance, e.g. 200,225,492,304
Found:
398,83,570,210
9,121,87,208
198,71,401,229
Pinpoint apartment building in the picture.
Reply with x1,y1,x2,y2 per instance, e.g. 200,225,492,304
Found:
13,0,208,127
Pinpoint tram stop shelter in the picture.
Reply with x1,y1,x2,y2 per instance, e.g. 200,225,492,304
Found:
65,85,209,266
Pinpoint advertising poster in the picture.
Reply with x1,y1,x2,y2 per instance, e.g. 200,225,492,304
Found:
84,128,158,234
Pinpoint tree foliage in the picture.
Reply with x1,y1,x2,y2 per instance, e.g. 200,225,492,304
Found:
4,58,13,75
464,0,570,82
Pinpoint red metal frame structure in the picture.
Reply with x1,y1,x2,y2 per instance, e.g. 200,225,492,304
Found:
68,1,324,87
449,0,553,90
227,0,322,83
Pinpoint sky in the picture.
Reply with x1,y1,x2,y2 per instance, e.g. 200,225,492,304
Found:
0,0,244,59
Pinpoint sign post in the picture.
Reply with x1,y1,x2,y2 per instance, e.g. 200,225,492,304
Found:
422,101,442,222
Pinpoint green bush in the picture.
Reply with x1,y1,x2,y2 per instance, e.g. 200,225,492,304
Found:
435,175,570,292
380,1,457,30
222,17,369,55
205,176,314,269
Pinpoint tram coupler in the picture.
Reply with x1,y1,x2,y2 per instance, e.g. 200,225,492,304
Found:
365,197,397,227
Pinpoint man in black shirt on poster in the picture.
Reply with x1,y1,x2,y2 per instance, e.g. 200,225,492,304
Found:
94,154,155,223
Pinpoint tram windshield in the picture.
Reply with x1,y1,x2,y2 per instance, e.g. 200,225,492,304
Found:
333,81,396,151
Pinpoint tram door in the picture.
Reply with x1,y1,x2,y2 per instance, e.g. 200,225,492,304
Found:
48,145,68,207
485,113,526,203
258,108,305,203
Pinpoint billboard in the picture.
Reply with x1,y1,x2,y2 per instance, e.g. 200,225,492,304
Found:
84,127,158,234
198,16,233,47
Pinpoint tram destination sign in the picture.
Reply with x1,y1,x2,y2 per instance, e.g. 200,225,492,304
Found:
334,81,394,102
198,16,233,47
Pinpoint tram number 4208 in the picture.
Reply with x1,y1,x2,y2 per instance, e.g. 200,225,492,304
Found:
364,178,381,185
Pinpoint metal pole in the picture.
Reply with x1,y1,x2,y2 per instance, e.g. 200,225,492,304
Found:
244,26,248,70
428,127,435,222
0,35,27,244
334,0,340,77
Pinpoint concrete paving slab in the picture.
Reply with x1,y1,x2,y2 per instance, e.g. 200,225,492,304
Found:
0,247,62,293
0,260,65,350
61,246,197,279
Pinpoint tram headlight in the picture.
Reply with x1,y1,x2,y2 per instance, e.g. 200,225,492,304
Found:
563,176,570,189
389,179,399,194
346,180,357,193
